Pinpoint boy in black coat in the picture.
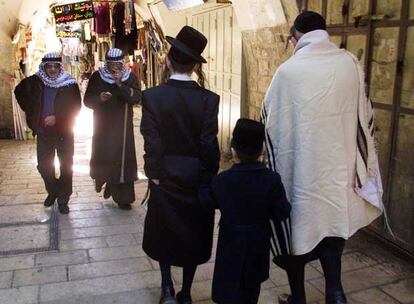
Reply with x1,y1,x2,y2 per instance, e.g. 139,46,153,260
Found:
200,119,291,304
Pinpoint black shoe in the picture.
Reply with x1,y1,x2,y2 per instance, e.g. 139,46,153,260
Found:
95,180,104,193
326,291,347,304
278,294,292,304
103,185,111,199
44,194,57,207
58,204,70,214
159,286,177,304
118,203,132,210
176,291,192,304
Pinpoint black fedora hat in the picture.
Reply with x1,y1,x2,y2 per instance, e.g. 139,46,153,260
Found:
166,26,207,64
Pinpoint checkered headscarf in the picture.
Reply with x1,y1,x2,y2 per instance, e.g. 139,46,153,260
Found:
98,48,131,84
36,52,77,88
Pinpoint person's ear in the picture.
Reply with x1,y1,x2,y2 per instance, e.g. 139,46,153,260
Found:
291,36,298,48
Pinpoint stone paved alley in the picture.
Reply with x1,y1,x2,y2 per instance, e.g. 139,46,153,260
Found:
0,108,413,304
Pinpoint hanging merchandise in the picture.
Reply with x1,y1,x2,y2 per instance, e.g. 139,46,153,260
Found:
93,1,111,34
112,1,137,55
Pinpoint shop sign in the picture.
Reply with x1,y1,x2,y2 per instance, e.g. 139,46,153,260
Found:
56,24,82,39
52,1,95,24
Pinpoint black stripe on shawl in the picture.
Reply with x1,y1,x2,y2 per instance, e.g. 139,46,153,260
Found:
356,172,362,188
357,120,368,168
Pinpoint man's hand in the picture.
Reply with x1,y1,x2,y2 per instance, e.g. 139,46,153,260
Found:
44,115,56,127
100,92,112,102
151,179,160,185
113,72,122,87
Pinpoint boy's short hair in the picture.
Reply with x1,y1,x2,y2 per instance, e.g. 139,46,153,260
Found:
231,118,265,162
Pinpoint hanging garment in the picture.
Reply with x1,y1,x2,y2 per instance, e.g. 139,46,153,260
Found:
94,2,111,35
112,1,138,55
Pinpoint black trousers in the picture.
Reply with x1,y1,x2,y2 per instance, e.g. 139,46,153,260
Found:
36,132,74,204
286,237,346,304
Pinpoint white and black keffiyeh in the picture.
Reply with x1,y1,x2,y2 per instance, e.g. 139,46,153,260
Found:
36,52,77,88
98,48,131,84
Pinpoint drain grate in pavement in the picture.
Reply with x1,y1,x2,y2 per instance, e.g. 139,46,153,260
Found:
0,204,59,256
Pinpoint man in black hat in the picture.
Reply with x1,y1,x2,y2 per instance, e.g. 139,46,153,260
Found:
140,25,220,304
262,11,383,304
199,118,291,304
14,52,81,214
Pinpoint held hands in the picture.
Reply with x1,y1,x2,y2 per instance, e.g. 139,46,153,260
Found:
100,92,112,102
44,115,56,127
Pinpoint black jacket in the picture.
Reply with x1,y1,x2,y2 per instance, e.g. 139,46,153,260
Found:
141,79,220,266
200,162,291,303
84,71,141,184
14,75,81,135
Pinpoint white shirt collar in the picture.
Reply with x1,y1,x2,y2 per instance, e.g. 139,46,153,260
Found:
169,74,193,81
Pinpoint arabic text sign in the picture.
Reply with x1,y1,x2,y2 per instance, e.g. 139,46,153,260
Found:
53,1,95,24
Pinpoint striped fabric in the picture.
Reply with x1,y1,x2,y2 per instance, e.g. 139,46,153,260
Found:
42,52,62,62
352,54,377,193
356,96,375,189
106,48,124,62
261,106,292,257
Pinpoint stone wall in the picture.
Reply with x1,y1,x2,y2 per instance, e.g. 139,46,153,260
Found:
241,0,300,120
0,0,20,138
0,30,17,138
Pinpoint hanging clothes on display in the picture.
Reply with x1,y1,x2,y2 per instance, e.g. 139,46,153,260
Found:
112,0,137,55
94,2,111,35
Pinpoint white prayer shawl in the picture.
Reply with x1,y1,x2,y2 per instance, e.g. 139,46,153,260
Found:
262,30,383,255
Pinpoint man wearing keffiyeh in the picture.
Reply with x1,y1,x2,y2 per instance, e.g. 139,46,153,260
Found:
84,48,141,210
14,52,81,214
262,12,384,304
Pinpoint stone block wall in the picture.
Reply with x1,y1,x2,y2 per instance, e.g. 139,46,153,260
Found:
240,0,300,120
0,31,16,138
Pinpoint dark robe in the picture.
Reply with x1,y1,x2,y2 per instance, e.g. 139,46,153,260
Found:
199,162,291,303
84,71,141,187
140,79,220,266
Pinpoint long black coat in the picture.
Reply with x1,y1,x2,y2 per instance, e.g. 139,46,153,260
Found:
200,162,291,303
140,79,220,266
84,72,141,184
14,75,81,135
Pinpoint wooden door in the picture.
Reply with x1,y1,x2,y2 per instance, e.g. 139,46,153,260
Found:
188,6,243,152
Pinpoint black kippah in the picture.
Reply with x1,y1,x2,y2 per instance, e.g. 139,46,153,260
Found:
294,11,326,33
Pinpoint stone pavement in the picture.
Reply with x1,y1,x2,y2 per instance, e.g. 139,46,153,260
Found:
0,108,413,304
